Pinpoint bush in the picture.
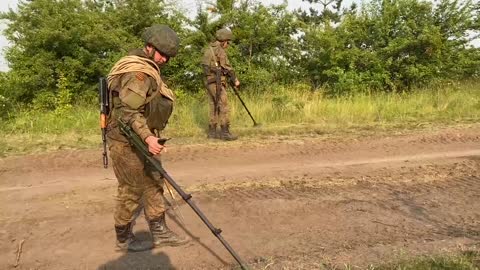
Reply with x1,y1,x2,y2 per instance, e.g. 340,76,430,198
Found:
0,95,14,120
32,92,57,111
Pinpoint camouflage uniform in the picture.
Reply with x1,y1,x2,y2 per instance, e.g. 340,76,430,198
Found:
106,24,188,252
201,29,238,140
107,48,172,226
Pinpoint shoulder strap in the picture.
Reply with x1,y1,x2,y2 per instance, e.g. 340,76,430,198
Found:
209,46,219,68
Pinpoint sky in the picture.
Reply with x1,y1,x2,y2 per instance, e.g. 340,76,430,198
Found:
0,0,16,71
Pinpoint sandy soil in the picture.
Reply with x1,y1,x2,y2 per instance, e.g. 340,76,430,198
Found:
0,126,479,270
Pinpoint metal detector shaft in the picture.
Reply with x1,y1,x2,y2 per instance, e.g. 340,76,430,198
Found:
229,85,259,126
118,120,249,270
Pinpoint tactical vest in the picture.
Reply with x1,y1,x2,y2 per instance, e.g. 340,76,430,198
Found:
144,94,173,134
108,49,174,140
109,83,173,133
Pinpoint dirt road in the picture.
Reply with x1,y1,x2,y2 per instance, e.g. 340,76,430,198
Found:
1,126,479,269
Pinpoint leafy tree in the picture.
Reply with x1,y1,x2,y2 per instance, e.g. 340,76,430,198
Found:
433,0,480,79
297,0,479,93
2,0,111,102
0,0,186,103
0,0,478,107
192,0,300,90
297,0,346,25
231,2,300,87
359,0,445,90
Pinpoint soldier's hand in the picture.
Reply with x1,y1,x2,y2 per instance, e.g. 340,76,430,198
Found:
145,136,165,155
234,79,240,87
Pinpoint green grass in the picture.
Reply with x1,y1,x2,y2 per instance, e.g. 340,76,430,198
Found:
246,251,480,270
369,251,480,270
168,80,479,138
1,80,479,156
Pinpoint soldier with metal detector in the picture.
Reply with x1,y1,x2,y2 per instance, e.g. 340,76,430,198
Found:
201,28,240,140
101,24,189,252
99,25,249,270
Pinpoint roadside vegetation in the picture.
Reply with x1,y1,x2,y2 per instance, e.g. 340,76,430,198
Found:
248,251,480,269
371,251,480,270
0,0,478,156
0,80,478,156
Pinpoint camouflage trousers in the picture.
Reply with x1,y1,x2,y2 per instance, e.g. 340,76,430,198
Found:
206,82,229,126
109,141,165,226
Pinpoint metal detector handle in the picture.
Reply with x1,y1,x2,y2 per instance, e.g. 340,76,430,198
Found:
158,138,171,146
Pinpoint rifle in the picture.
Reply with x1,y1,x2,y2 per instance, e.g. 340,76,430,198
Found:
99,77,109,168
117,119,249,270
227,79,260,127
208,46,222,116
214,66,222,115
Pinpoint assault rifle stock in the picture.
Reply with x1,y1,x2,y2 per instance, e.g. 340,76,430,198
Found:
117,119,249,270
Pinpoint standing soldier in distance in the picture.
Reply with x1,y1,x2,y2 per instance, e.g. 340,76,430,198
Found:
106,24,189,252
201,28,240,141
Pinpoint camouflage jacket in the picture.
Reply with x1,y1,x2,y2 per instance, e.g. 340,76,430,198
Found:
201,41,236,84
107,49,173,143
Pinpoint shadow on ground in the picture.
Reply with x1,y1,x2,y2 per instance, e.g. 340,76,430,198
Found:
97,231,175,270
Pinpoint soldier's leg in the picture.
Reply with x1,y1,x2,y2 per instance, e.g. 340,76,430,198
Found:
144,164,189,247
110,142,153,252
206,83,219,138
219,84,237,140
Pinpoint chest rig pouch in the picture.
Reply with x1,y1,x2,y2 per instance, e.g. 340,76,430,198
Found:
145,94,173,135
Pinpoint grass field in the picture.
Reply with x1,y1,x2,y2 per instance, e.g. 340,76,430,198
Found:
249,251,480,269
0,80,479,156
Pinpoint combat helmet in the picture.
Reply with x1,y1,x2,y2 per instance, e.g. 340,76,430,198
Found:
142,24,180,57
215,28,233,42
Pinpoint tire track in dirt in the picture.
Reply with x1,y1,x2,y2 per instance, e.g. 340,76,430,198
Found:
0,149,478,192
1,167,479,269
0,125,479,174
0,127,479,269
190,165,480,252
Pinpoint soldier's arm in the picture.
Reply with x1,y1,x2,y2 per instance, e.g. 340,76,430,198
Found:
217,48,237,83
117,72,156,141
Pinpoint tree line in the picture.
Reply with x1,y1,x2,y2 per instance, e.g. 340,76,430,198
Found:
0,0,478,107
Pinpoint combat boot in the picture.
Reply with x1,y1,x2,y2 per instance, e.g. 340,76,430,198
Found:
148,214,189,247
115,222,153,252
207,124,218,139
220,124,238,141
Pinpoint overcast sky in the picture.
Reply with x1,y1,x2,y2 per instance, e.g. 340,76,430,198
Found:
0,0,16,71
